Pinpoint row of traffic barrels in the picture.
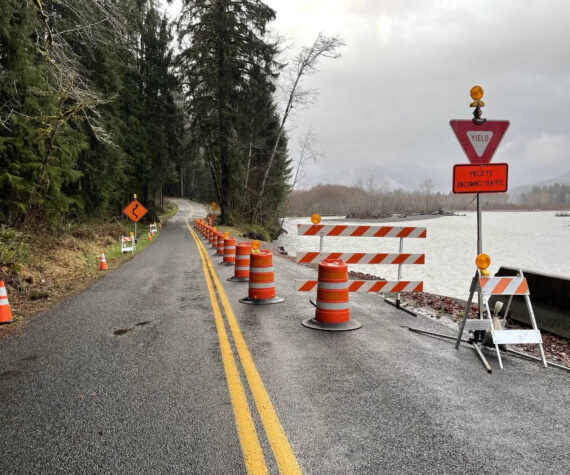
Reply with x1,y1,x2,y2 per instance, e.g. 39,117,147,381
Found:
193,218,359,329
194,218,283,304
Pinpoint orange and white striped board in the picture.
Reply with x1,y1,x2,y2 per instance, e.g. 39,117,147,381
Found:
297,224,427,238
121,236,135,254
296,279,423,293
296,252,425,265
478,277,529,296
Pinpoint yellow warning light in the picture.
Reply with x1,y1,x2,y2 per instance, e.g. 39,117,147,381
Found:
129,232,134,237
224,232,229,238
470,85,484,101
311,213,322,225
251,240,261,252
133,193,137,199
475,253,491,270
213,227,217,232
470,85,485,108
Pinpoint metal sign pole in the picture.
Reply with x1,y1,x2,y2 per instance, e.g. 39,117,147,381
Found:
477,193,483,324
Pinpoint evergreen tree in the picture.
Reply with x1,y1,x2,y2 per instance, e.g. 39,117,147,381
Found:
177,0,287,226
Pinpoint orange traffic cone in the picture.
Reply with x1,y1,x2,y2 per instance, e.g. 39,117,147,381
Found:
147,232,152,241
0,280,15,324
99,251,108,270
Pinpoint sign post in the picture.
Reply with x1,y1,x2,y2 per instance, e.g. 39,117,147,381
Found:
450,86,510,322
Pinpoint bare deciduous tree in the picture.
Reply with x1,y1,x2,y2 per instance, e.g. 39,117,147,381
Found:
252,33,345,220
420,178,435,211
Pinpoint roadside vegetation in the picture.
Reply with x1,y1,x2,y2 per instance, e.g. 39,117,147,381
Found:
0,202,177,336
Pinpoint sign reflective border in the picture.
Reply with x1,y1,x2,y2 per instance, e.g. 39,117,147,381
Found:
453,163,508,194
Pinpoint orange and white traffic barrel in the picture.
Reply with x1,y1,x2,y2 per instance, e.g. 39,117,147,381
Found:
211,229,219,249
240,250,284,305
222,236,236,265
0,281,15,324
302,259,361,331
216,232,225,256
228,242,251,282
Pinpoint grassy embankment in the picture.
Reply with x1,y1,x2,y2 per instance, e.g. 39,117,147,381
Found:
0,202,178,336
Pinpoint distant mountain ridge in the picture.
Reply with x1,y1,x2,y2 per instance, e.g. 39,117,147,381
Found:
509,170,570,197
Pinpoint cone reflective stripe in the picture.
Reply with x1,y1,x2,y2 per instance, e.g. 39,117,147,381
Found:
0,281,14,324
229,242,251,282
301,259,362,331
223,237,236,264
99,251,108,270
215,232,224,255
239,250,284,304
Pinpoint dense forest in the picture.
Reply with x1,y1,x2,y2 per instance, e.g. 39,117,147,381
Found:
0,0,298,237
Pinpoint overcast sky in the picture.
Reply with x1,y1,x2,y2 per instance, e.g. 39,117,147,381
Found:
164,0,570,192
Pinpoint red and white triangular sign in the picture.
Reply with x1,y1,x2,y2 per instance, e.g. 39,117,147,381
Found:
450,120,510,164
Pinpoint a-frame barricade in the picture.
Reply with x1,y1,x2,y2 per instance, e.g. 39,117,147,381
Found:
455,269,547,369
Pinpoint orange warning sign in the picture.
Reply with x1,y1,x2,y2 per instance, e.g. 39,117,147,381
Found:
453,163,508,194
123,199,148,222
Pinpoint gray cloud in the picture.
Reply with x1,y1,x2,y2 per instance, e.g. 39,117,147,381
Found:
265,0,570,191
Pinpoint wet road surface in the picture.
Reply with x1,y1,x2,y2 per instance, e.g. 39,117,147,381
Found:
1,199,569,474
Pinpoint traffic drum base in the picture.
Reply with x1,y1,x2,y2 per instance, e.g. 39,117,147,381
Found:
301,318,362,331
239,296,285,305
228,276,249,282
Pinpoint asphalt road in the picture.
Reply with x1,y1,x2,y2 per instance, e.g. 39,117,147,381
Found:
1,199,569,474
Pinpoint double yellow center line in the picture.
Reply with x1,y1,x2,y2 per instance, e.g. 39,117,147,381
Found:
185,218,301,474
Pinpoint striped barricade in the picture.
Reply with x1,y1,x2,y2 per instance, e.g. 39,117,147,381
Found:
297,252,425,265
121,236,135,254
297,224,426,238
296,223,426,308
456,269,546,369
296,280,423,293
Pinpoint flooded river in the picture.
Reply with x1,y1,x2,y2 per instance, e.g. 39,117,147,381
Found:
277,211,570,300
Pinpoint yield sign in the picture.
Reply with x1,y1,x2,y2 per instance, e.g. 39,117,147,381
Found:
450,120,509,164
123,199,148,222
